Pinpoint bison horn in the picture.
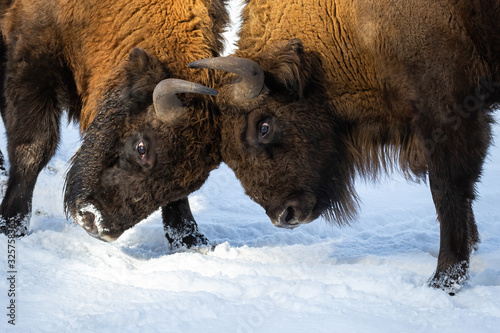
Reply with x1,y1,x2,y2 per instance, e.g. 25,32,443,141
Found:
189,57,264,101
153,78,218,122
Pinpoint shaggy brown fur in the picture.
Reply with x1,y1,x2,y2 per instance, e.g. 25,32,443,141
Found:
211,0,499,293
0,0,228,246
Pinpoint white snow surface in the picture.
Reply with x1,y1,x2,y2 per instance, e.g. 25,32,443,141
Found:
1,1,500,332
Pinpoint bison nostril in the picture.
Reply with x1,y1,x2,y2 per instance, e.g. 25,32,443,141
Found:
281,206,296,225
80,211,98,235
82,211,95,224
285,206,295,223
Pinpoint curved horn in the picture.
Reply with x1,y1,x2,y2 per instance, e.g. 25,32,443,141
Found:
189,57,264,101
153,78,218,122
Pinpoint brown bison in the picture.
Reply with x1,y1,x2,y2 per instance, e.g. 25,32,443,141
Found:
0,0,228,247
190,0,500,293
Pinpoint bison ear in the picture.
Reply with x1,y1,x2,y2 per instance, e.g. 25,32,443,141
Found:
259,39,312,99
121,48,170,109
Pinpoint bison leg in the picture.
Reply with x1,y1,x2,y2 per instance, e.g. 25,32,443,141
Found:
0,57,63,237
427,143,487,294
428,174,475,294
162,197,209,251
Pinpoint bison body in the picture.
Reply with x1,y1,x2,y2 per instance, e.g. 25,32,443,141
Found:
193,0,500,292
0,0,228,245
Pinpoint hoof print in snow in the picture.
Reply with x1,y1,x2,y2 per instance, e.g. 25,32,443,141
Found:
46,165,59,176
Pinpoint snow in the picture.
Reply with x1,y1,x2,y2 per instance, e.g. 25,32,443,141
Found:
1,1,500,332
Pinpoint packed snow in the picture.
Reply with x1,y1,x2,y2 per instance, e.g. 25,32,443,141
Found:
1,1,500,332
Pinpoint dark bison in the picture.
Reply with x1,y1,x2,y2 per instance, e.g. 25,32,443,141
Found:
190,0,500,292
0,0,228,247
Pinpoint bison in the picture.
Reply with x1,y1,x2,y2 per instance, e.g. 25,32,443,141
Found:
190,0,500,293
0,0,228,247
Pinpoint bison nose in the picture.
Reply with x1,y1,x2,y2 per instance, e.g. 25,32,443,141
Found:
73,204,117,242
80,211,98,236
279,206,299,227
269,193,318,229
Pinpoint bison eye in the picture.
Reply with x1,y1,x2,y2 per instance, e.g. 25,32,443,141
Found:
137,142,147,157
259,123,270,136
247,114,277,147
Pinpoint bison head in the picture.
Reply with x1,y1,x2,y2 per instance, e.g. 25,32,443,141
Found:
190,39,358,229
65,48,220,241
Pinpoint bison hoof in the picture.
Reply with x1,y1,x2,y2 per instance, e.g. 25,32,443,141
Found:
0,216,29,238
428,261,469,295
164,225,210,252
179,233,209,249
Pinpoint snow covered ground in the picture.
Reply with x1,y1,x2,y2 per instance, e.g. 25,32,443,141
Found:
1,1,500,332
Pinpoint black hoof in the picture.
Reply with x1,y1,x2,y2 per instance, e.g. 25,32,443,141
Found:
428,261,469,295
164,224,209,251
0,216,29,238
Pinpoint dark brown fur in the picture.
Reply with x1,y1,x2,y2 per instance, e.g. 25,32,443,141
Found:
215,0,499,293
0,0,228,245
